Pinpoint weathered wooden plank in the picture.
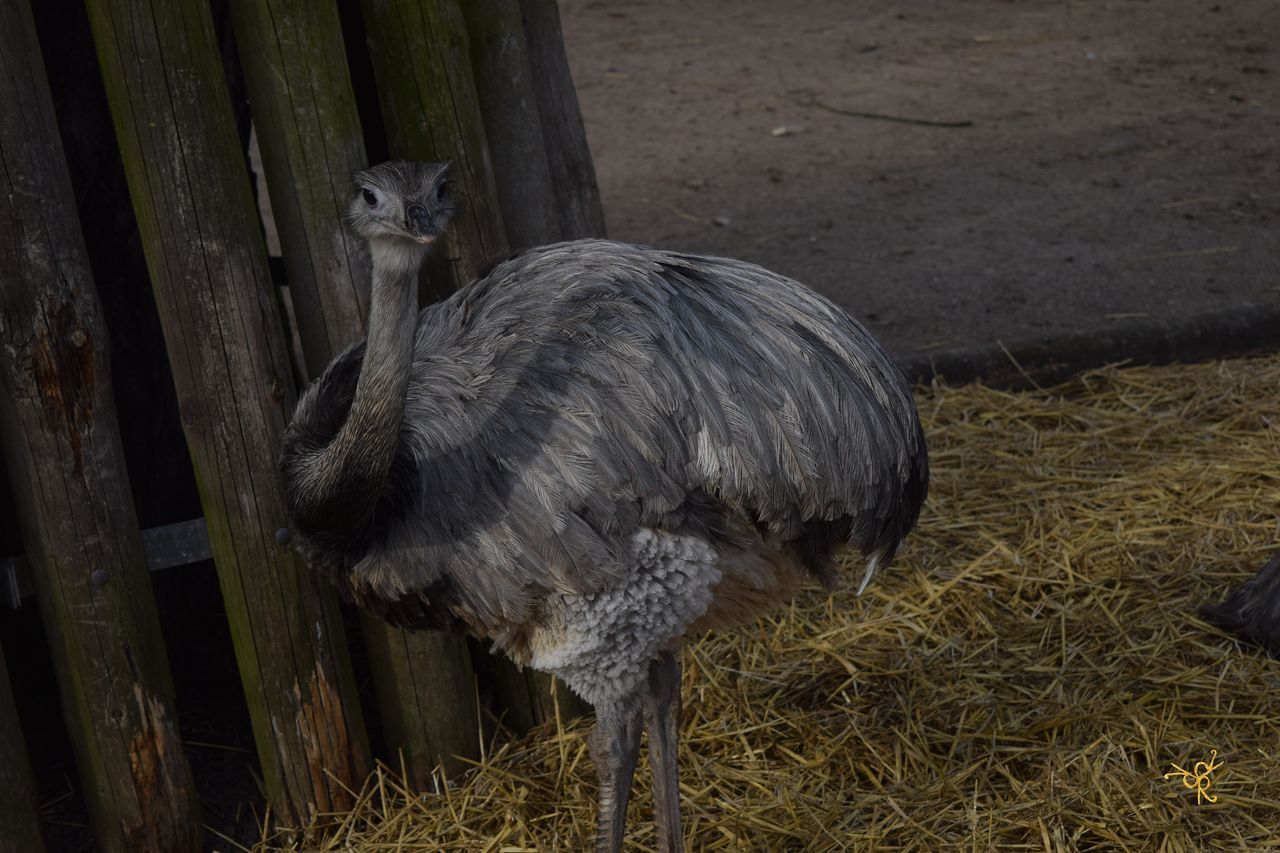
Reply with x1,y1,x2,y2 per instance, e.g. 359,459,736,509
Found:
0,645,46,853
83,0,370,826
363,627,480,782
360,0,509,298
492,664,584,733
358,0,548,733
226,0,371,378
464,0,597,724
29,0,203,534
229,0,481,785
0,3,201,850
462,0,560,251
519,0,607,239
361,0,577,734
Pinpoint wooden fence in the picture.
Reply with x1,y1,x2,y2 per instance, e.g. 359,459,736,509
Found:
0,1,604,849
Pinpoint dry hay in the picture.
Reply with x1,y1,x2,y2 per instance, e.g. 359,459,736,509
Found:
257,355,1280,852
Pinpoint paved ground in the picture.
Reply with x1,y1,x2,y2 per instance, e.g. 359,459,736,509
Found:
560,0,1280,364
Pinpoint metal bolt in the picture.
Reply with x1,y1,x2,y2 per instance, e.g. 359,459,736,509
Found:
89,569,109,586
275,527,290,545
69,328,88,348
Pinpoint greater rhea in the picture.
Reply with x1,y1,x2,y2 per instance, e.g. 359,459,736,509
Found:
281,160,930,852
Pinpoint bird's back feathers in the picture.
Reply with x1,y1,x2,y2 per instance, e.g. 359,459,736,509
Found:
286,240,928,637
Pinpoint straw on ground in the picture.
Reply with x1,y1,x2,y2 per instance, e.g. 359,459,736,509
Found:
258,355,1280,852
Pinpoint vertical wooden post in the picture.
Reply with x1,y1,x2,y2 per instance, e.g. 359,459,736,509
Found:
228,0,481,785
84,0,370,826
358,0,551,734
359,625,480,782
361,0,595,733
461,0,560,251
225,0,371,379
29,0,204,534
360,0,509,295
0,646,46,853
464,0,602,724
0,3,201,850
519,0,607,239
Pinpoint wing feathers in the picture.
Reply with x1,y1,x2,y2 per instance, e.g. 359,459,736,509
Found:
326,240,926,633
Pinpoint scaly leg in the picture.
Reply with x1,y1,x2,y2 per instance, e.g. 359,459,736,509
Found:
643,651,685,853
589,698,643,853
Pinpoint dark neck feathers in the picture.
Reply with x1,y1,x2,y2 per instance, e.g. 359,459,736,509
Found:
284,239,423,532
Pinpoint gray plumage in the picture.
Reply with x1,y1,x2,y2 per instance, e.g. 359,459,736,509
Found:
280,161,928,852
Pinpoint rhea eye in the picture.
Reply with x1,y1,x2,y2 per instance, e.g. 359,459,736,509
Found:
361,188,378,206
435,181,449,201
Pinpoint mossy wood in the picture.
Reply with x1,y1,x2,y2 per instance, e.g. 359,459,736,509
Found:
84,0,370,826
461,0,560,251
519,0,607,239
0,4,201,850
0,645,46,853
357,0,549,732
226,0,371,379
228,0,481,784
465,0,607,723
360,0,508,300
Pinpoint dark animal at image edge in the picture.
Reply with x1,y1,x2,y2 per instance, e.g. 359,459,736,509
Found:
1202,550,1280,657
279,160,929,852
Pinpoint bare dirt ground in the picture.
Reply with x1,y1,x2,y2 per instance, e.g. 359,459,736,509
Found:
560,0,1279,361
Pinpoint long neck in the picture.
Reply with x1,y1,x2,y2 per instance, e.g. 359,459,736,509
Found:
290,240,424,531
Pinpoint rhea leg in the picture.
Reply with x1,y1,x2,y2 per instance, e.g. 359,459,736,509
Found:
589,698,643,853
643,651,684,852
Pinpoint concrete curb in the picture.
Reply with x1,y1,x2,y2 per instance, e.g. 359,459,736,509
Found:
896,303,1280,389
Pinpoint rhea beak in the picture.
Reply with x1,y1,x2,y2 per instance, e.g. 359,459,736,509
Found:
405,202,436,245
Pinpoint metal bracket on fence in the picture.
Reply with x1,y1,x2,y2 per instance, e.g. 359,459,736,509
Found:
1,517,213,609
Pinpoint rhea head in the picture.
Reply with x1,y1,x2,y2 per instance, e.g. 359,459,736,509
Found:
348,160,455,271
